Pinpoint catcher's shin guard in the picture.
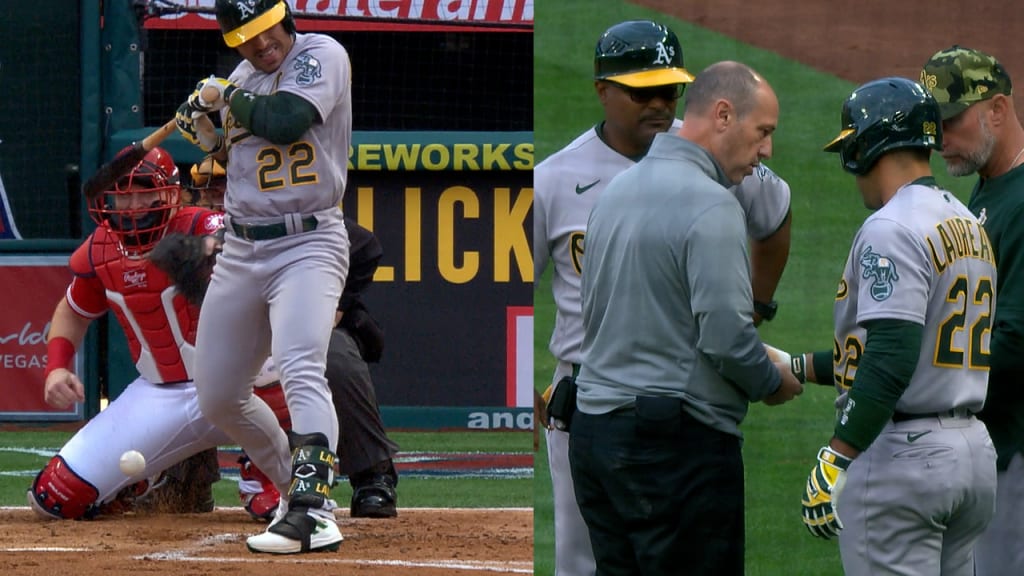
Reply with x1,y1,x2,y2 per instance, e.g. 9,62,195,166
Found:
253,381,292,430
28,456,100,520
238,454,281,521
246,432,343,554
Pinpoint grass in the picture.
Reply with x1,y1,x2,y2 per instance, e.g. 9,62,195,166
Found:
533,1,976,574
0,430,532,510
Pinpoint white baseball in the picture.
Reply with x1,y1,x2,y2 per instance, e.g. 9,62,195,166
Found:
119,450,146,476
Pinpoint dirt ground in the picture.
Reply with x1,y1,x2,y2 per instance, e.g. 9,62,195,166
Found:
0,507,531,575
637,0,1024,113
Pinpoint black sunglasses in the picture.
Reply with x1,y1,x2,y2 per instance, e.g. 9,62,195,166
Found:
606,80,685,104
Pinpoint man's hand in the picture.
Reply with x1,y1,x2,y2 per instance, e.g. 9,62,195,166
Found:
44,369,85,409
802,445,852,539
763,361,803,405
189,76,237,114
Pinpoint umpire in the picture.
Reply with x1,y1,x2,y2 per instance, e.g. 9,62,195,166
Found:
568,62,803,576
332,218,400,518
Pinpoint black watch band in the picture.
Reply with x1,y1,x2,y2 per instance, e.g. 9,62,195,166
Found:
754,299,778,322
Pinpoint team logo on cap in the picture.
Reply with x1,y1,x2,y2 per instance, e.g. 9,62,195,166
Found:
860,246,900,301
653,42,675,65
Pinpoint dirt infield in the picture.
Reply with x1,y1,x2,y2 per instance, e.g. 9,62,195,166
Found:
636,0,1024,109
0,507,532,575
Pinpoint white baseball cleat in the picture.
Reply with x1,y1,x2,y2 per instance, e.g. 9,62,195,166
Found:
246,499,343,554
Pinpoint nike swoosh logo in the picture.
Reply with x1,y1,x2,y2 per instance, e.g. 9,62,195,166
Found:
575,179,600,195
907,431,932,443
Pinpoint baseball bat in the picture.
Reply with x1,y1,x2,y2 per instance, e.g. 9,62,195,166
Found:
82,118,178,200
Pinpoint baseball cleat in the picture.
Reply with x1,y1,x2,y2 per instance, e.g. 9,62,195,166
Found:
246,499,343,554
350,475,397,518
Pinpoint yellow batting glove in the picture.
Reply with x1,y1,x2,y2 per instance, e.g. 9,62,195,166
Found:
175,102,200,146
801,445,852,539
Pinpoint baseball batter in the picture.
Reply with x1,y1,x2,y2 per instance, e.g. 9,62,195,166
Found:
28,148,230,519
799,77,997,576
534,20,792,576
177,0,351,555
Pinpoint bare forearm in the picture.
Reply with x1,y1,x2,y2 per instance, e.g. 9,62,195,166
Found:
48,298,92,347
750,211,791,306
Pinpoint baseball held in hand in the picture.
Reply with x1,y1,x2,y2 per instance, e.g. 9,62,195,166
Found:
119,450,146,476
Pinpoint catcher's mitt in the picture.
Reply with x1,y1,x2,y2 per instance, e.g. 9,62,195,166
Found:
148,232,221,306
136,448,220,514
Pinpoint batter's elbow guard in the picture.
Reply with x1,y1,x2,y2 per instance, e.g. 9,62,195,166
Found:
28,456,100,520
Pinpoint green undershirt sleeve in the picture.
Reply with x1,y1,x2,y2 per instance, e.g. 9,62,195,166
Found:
833,319,922,452
228,90,318,145
810,350,833,386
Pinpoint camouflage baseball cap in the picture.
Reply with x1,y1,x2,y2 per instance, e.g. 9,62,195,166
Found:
920,45,1012,120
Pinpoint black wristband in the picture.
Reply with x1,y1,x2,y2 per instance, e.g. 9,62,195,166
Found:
790,354,806,383
754,299,778,322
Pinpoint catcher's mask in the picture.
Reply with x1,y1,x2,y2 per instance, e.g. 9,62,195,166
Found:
216,0,295,48
824,76,942,175
188,155,226,211
89,146,181,258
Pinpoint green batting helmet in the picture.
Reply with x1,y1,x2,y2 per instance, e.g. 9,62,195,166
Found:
594,20,695,87
824,77,942,175
215,0,296,48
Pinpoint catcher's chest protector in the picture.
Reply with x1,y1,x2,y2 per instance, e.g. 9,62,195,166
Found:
86,227,201,383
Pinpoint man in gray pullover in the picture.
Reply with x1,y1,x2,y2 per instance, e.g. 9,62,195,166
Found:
569,61,804,576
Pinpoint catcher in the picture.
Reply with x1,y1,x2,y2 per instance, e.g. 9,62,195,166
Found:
28,147,229,519
181,156,400,520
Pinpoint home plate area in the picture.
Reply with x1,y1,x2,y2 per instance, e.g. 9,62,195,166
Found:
0,506,532,575
0,449,532,575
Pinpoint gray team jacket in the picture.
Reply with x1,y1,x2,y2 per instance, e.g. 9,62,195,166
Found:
575,131,781,438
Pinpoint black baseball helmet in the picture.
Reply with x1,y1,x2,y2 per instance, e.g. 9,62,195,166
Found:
215,0,296,48
824,77,942,175
594,20,695,87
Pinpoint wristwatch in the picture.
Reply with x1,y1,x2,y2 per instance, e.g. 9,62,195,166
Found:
754,299,778,322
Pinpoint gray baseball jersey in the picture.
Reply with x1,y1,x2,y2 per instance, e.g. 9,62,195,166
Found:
534,120,790,365
222,33,351,217
194,31,351,495
832,180,997,576
832,181,994,412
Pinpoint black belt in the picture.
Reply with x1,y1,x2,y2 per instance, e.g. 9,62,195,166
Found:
892,407,973,423
230,215,318,241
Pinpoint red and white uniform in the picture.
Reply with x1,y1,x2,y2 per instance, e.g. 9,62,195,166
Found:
54,208,233,505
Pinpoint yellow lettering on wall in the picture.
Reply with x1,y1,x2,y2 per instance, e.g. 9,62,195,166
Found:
482,144,511,170
405,187,422,281
356,187,394,283
513,143,533,169
438,186,479,284
494,187,533,282
357,144,382,171
422,144,450,170
383,144,420,171
454,144,480,170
